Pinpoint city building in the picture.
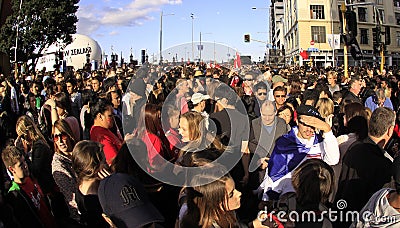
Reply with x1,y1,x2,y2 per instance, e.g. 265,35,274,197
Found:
269,0,285,65
270,0,400,67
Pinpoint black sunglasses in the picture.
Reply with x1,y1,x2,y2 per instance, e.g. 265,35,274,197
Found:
298,120,315,130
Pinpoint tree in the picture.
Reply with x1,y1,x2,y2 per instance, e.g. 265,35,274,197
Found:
0,0,79,72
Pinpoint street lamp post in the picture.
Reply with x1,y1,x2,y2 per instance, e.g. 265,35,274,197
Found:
14,0,23,78
252,7,270,65
191,13,194,62
159,11,174,65
341,3,348,79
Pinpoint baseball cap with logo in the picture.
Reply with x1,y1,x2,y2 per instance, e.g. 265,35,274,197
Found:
191,93,210,105
98,173,164,228
296,104,324,121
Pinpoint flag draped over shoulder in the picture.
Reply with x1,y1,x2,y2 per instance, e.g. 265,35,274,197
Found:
267,127,323,182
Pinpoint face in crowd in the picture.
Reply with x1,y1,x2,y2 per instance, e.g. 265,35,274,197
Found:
278,107,292,125
255,88,268,102
261,102,276,126
273,90,286,107
350,79,363,96
297,115,315,140
97,105,114,129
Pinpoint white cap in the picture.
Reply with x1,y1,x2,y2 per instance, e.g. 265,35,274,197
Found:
191,93,210,105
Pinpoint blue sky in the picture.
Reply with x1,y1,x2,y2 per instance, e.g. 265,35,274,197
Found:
77,0,271,63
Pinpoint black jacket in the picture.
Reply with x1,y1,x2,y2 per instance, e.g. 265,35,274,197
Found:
336,137,393,212
5,181,45,228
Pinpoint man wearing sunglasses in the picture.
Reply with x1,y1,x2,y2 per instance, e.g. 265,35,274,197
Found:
260,104,339,200
273,86,287,110
253,82,269,117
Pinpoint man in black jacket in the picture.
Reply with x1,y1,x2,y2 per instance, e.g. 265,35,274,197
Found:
335,107,395,227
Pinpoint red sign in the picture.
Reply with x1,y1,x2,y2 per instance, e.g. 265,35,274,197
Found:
310,40,315,45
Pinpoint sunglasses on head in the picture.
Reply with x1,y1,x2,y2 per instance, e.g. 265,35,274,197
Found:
54,133,68,142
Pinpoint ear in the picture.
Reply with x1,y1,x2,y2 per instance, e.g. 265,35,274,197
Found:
8,166,15,174
102,213,116,228
387,125,395,137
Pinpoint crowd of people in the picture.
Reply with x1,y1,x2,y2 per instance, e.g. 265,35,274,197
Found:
0,62,399,227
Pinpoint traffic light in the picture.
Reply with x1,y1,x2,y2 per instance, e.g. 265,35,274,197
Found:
141,49,146,64
244,34,250,43
345,11,357,37
385,26,391,45
372,26,381,55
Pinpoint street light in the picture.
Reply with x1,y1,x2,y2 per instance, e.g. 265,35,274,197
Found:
252,6,270,65
14,0,23,77
191,13,195,62
160,11,174,65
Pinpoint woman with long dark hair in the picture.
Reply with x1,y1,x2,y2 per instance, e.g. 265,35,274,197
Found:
135,103,170,171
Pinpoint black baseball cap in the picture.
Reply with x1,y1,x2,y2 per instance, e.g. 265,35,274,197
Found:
98,173,164,228
296,105,324,121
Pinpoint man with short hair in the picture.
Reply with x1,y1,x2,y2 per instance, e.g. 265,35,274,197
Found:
66,78,82,120
191,92,210,129
3,145,57,228
335,107,395,220
253,81,269,117
327,71,340,95
365,88,393,112
247,100,289,186
273,86,287,110
342,76,363,104
211,84,249,186
242,72,255,96
91,76,103,95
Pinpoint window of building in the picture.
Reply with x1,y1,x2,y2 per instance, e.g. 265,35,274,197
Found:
395,0,400,8
379,9,385,23
376,0,383,5
397,32,400,47
358,7,367,22
396,13,400,25
311,26,326,43
310,5,325,19
360,29,368,44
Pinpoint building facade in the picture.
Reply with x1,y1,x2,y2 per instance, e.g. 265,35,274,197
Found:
271,0,400,67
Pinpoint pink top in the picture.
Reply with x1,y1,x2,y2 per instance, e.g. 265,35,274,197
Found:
142,131,165,171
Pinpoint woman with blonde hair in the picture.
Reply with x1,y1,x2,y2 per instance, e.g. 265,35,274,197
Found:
316,98,335,127
15,115,55,194
177,111,223,167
